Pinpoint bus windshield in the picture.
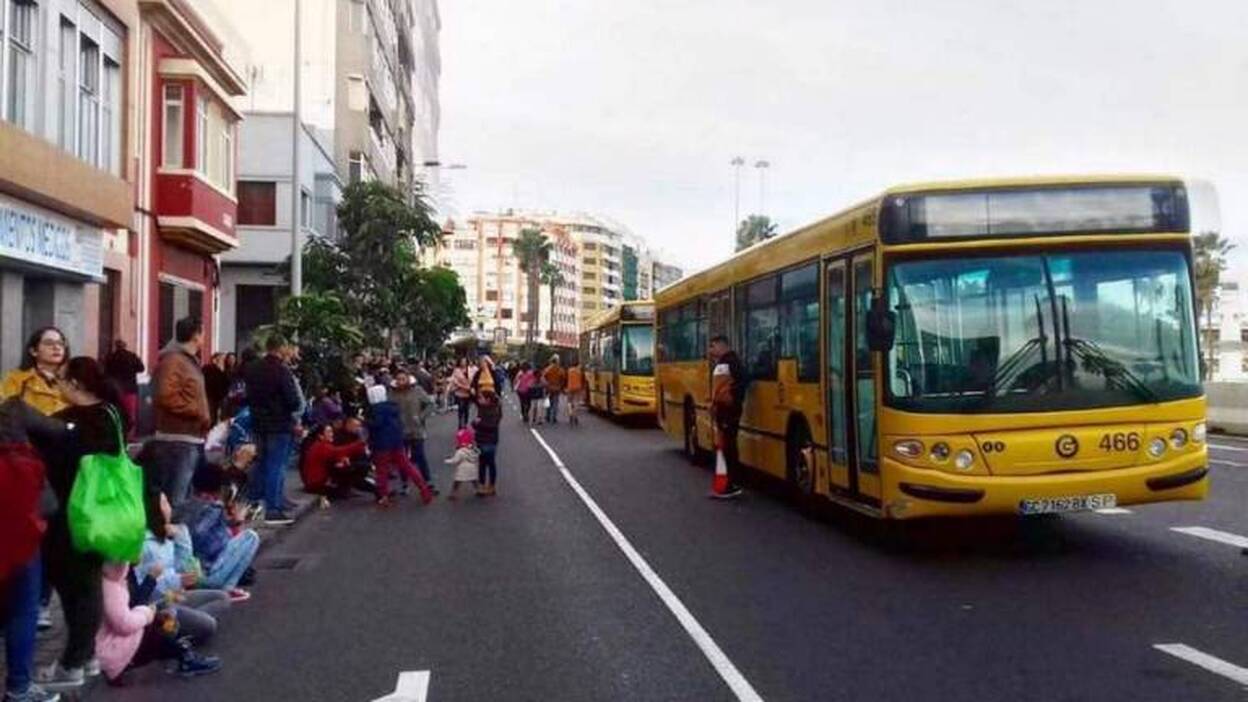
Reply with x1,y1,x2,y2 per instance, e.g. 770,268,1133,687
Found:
622,324,655,376
886,248,1200,413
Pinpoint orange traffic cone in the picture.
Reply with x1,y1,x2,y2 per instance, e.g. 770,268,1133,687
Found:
709,427,739,499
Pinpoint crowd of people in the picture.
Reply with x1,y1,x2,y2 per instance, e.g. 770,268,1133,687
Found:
0,318,575,701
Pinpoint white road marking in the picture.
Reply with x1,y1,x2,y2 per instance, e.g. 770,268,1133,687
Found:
1094,507,1132,515
372,670,430,702
1154,644,1248,687
1210,459,1240,468
530,428,764,702
1208,443,1248,453
1171,526,1248,550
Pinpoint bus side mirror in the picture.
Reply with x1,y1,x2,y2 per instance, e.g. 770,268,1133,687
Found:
867,295,896,352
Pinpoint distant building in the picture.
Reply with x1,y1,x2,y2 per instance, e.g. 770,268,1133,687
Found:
652,260,685,292
1203,280,1248,381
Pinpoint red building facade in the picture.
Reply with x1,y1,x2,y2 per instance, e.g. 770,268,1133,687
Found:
137,0,244,362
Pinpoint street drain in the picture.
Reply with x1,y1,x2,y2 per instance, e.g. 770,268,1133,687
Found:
257,556,301,570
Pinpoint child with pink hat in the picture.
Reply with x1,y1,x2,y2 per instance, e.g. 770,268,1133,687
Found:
445,427,481,501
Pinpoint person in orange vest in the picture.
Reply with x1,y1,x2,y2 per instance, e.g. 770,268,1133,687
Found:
565,359,585,427
541,355,567,425
709,335,746,498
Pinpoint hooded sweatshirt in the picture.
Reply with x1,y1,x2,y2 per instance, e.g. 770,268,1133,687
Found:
96,562,155,680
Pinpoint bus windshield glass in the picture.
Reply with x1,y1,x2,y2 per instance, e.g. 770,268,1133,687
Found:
622,324,655,376
880,184,1188,243
886,249,1200,413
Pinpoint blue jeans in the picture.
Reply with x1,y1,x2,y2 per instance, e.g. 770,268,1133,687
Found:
142,440,203,508
4,551,41,694
200,530,260,590
254,433,293,512
546,393,561,423
407,439,432,484
479,443,498,485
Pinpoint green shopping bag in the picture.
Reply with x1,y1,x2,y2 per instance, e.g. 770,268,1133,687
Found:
67,406,146,562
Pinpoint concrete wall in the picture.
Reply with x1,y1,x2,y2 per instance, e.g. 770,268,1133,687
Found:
1207,382,1248,435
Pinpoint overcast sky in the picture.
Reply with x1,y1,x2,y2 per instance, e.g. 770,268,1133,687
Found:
439,0,1247,276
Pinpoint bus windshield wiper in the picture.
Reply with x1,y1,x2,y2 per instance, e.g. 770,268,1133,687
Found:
1063,336,1159,402
988,294,1053,397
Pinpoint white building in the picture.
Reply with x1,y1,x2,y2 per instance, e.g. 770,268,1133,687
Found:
1204,280,1248,381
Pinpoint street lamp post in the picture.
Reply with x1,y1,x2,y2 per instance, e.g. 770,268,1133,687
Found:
290,0,303,296
730,156,745,239
754,159,770,218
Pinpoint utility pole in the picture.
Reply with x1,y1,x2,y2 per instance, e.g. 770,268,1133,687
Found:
755,159,770,218
289,0,303,296
730,156,744,241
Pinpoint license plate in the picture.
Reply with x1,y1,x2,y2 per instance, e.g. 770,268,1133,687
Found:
1018,493,1117,515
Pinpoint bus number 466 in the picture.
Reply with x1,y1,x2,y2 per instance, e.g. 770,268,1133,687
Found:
1098,433,1140,452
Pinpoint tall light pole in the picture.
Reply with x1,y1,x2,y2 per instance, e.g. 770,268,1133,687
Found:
730,156,745,240
754,159,770,218
289,0,303,296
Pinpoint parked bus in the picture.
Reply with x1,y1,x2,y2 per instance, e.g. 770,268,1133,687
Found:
656,175,1207,519
580,301,657,416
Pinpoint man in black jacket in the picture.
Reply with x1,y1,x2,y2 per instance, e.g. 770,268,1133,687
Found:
243,335,304,524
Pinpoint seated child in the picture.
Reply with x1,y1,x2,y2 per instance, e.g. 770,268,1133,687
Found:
300,423,370,503
180,466,260,595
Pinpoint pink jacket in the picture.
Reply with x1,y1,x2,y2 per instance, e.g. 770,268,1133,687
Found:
96,563,155,679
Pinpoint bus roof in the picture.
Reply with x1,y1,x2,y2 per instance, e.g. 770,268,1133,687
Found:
655,173,1184,308
583,300,655,333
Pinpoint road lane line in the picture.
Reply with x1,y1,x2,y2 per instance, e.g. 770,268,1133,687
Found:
372,670,431,702
529,428,764,702
1171,526,1248,549
1094,508,1132,515
1210,459,1240,468
1209,443,1248,453
1154,644,1248,687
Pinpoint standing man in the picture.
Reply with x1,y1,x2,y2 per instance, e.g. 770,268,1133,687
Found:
392,368,436,492
244,335,304,524
542,355,567,424
104,339,145,435
148,317,212,507
709,335,746,498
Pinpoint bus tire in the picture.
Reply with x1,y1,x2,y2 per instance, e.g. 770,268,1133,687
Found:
786,418,815,497
683,401,701,464
607,387,615,416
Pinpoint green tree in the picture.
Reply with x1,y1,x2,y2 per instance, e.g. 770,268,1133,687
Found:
1193,230,1236,380
735,214,778,252
540,260,566,342
404,266,471,358
511,228,551,350
259,292,363,393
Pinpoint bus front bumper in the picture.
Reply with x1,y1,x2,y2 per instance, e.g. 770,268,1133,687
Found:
881,451,1209,519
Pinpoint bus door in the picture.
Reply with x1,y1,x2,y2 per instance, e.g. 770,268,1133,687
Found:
825,252,881,504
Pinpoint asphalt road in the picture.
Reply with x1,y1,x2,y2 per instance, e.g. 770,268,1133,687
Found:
94,401,1248,701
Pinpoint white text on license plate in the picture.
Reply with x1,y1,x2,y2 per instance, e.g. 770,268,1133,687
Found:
1018,494,1117,515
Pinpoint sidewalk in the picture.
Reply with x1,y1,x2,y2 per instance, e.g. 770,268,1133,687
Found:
0,465,316,697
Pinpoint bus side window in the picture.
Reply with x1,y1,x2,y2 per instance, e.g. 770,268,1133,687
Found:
742,275,780,381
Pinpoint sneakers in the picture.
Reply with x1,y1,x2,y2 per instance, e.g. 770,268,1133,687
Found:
263,511,295,526
4,684,61,702
176,652,222,678
244,502,265,522
34,664,83,691
227,588,251,603
36,605,52,631
84,658,101,677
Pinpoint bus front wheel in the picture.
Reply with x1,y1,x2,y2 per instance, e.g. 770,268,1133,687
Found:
787,420,815,497
683,403,701,464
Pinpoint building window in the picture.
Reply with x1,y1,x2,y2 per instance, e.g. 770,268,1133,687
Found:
101,57,120,175
57,18,75,149
77,34,99,164
163,84,184,167
195,95,207,172
236,285,280,351
236,181,276,226
5,0,37,129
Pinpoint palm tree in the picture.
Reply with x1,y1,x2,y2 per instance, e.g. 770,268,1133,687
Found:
540,260,567,342
1193,231,1236,380
511,228,552,350
735,214,778,252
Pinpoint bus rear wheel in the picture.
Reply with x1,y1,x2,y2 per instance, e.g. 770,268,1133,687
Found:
787,421,815,497
683,403,701,464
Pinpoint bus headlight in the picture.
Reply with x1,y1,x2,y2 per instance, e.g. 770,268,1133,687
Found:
1170,428,1188,449
893,440,924,459
930,442,951,463
954,450,975,472
1193,422,1207,444
1148,437,1167,458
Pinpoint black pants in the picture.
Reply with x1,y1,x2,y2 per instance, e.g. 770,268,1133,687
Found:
519,394,531,422
456,397,472,428
44,525,102,669
716,419,742,489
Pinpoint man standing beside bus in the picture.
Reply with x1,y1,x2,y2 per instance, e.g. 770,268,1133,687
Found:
709,335,746,498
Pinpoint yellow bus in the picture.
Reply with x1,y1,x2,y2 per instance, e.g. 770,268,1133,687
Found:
580,301,657,416
656,175,1208,519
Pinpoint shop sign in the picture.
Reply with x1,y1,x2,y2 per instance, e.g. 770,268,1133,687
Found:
0,193,103,279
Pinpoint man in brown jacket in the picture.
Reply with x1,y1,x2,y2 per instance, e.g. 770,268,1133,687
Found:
141,316,211,507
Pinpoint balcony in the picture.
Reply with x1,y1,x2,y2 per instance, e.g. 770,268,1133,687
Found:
155,170,239,254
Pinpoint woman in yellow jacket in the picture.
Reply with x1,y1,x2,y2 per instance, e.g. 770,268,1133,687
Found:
0,326,70,416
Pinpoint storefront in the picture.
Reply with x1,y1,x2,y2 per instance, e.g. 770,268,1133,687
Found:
0,192,105,371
